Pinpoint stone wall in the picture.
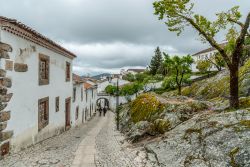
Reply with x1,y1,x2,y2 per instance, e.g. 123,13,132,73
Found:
0,42,13,159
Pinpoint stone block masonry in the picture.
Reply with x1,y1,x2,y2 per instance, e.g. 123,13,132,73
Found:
14,63,28,72
0,42,13,159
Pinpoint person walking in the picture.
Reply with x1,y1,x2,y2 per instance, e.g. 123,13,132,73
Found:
98,106,102,116
103,105,108,117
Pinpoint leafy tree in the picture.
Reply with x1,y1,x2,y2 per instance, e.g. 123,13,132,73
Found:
152,74,164,81
132,82,144,96
149,47,163,75
135,73,148,82
157,52,172,75
122,73,135,82
196,60,212,73
169,55,193,95
153,0,250,108
120,82,143,97
241,36,250,66
162,76,176,90
162,52,173,75
105,85,117,95
206,52,225,71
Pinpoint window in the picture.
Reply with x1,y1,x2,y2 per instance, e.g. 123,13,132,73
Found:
55,97,59,112
73,87,76,102
66,62,71,81
81,87,83,102
38,97,49,131
76,106,79,120
39,54,50,85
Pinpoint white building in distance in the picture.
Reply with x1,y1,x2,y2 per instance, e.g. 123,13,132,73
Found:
192,43,227,72
120,68,146,76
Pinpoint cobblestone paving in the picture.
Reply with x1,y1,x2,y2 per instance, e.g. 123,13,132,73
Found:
0,112,152,167
0,116,100,167
95,112,151,167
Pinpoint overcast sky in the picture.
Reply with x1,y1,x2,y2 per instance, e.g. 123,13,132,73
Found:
0,0,249,76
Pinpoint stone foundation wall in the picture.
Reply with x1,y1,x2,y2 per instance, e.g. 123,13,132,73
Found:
0,42,13,159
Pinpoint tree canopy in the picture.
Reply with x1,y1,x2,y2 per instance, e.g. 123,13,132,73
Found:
149,46,163,75
169,55,193,95
153,0,250,108
196,60,211,73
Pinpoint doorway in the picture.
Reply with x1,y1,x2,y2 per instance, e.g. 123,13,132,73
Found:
65,97,71,130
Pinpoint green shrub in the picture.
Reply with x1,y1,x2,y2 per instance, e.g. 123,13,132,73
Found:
130,93,164,123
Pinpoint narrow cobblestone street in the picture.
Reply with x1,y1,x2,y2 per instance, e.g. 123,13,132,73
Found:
0,112,148,167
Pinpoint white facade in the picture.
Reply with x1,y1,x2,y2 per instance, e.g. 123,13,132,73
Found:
192,46,226,72
84,86,97,120
72,83,86,127
0,18,76,153
97,78,130,93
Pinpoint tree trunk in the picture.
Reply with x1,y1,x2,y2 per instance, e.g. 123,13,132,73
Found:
178,85,181,95
229,67,239,108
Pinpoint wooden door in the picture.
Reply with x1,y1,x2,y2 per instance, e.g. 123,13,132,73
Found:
65,97,71,130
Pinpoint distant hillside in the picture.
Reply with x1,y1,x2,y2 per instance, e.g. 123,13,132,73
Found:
92,73,112,80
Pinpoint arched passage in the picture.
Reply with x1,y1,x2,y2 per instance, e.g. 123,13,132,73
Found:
96,97,110,109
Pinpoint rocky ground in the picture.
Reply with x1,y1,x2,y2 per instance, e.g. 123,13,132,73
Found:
119,93,250,167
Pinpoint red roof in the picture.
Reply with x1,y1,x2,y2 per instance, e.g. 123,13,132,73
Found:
0,16,76,59
84,82,93,89
73,74,84,84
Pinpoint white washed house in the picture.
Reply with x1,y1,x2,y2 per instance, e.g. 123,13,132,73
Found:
192,43,227,72
72,74,86,127
0,16,76,155
120,68,145,76
83,81,97,120
97,78,130,94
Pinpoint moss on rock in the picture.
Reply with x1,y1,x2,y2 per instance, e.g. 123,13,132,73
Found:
181,59,250,101
130,93,165,123
152,119,171,134
239,120,250,128
239,97,250,108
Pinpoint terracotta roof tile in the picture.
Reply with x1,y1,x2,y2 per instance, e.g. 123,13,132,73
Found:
84,82,93,89
0,16,76,58
73,74,84,84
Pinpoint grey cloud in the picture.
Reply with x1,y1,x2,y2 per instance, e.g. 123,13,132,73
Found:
0,0,249,75
62,42,181,69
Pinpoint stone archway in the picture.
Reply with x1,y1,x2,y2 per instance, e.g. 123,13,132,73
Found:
96,97,110,109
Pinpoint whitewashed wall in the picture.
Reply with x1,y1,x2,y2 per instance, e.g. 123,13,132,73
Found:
97,79,130,93
192,50,218,72
100,94,137,111
0,30,73,152
85,87,97,120
72,83,86,127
